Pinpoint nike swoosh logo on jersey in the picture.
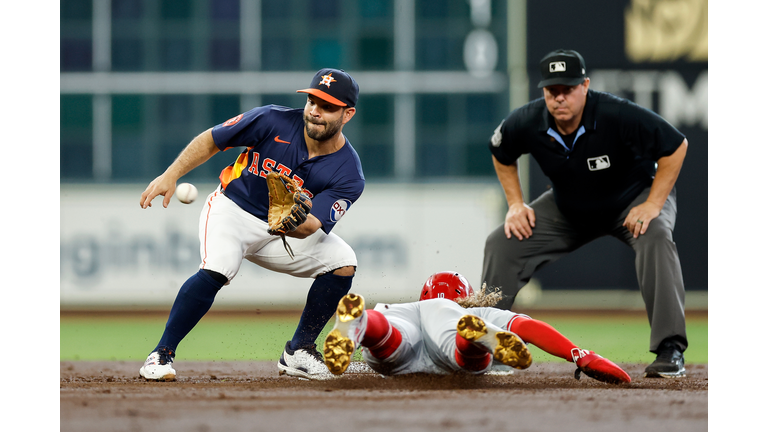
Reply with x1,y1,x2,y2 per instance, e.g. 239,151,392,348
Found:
274,136,291,144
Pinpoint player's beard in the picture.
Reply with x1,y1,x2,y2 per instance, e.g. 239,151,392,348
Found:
304,113,344,142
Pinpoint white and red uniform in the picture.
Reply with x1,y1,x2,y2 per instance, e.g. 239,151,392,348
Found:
362,299,529,375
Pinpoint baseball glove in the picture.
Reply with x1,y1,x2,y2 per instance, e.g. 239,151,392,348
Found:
266,171,312,259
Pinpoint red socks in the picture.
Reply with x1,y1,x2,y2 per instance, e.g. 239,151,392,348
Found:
507,316,579,362
454,333,492,371
360,310,402,359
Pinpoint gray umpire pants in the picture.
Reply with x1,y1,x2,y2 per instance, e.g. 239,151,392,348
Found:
481,187,687,353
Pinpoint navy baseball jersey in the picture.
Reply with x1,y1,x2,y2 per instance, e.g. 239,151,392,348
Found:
489,90,685,225
211,105,365,234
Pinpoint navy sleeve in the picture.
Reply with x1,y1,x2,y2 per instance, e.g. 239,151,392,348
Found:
306,144,366,234
211,106,272,151
311,176,365,234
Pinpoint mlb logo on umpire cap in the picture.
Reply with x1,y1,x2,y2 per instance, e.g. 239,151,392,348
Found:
538,49,587,88
549,61,567,73
297,68,359,107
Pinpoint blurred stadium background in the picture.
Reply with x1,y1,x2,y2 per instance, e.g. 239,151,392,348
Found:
60,0,707,313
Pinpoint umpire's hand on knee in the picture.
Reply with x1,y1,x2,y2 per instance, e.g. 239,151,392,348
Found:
623,202,661,238
504,203,536,240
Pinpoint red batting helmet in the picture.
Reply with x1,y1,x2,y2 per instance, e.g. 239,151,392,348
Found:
419,272,474,301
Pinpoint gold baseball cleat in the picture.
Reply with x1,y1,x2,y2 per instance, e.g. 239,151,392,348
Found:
457,314,532,370
337,293,365,323
323,294,367,375
324,330,355,375
456,315,488,340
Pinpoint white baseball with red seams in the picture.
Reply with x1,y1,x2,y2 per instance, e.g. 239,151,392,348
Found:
176,183,198,204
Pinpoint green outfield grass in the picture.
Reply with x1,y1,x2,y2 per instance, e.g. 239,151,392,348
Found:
60,313,707,364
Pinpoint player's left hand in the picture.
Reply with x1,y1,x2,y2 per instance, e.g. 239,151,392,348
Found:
572,348,631,384
266,172,313,235
269,191,312,235
623,202,661,238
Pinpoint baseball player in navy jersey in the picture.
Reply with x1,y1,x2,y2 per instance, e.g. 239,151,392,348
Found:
322,272,630,384
482,50,689,378
138,68,364,381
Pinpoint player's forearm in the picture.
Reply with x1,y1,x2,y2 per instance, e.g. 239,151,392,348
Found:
492,155,526,206
163,128,219,181
285,214,322,239
647,138,688,208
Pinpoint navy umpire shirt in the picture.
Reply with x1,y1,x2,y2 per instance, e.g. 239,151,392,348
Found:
489,89,685,227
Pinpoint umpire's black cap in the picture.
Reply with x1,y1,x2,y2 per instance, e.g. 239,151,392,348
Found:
537,50,587,88
297,68,359,107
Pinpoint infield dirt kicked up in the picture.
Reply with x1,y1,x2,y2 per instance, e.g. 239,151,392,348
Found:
61,360,707,432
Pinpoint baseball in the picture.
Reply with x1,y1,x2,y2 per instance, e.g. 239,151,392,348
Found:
176,183,198,204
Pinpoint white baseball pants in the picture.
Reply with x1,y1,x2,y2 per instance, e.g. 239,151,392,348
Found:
197,189,357,281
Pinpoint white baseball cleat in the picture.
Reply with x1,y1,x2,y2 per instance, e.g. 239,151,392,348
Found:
139,347,177,381
323,293,368,375
278,341,336,380
456,314,532,370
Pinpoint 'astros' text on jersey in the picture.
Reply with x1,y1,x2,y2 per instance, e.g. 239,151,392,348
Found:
211,105,365,234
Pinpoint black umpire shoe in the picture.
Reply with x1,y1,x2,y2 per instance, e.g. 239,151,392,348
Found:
644,339,686,378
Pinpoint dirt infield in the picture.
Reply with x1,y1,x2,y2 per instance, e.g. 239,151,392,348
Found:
60,360,707,432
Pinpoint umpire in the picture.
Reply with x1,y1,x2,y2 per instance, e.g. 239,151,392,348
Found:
482,49,689,378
